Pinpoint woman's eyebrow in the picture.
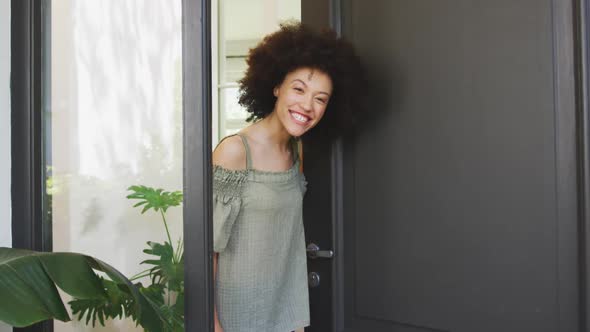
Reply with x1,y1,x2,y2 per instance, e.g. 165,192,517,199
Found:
291,79,331,96
291,79,307,86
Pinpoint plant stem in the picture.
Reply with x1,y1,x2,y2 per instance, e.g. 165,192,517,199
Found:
129,268,153,280
130,272,152,282
160,210,175,263
167,282,171,305
175,238,183,262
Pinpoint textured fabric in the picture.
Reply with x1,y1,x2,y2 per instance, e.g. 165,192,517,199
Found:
213,133,310,332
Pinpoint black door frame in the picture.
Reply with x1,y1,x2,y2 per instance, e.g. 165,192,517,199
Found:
578,0,590,330
183,0,214,331
10,0,50,254
10,0,213,331
11,1,51,330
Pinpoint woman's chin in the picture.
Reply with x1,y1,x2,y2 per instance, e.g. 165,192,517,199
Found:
286,124,310,137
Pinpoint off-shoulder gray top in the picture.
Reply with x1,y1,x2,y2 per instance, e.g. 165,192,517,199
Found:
213,133,310,332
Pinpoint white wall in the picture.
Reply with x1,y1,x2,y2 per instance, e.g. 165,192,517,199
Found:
0,0,11,330
224,0,300,41
0,0,11,250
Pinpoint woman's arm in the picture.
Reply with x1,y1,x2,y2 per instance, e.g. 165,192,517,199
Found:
213,135,245,332
214,253,224,332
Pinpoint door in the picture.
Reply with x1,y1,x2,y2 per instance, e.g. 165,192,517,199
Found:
303,1,586,332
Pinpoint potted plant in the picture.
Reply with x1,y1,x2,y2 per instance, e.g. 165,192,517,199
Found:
0,185,184,331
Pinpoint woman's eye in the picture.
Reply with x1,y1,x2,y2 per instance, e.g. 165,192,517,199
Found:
294,87,304,92
316,98,327,104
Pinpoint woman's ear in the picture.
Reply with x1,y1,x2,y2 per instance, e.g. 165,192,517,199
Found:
273,86,279,97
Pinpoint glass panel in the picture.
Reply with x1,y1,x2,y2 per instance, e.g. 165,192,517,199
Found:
220,86,248,134
48,2,183,331
214,0,301,144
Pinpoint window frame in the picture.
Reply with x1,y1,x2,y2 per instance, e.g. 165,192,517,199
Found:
10,0,214,331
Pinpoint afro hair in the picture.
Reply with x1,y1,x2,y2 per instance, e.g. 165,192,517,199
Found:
237,21,365,138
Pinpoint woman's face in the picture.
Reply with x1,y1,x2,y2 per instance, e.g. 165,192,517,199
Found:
273,67,333,137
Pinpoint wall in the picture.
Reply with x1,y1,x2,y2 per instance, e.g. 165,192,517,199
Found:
0,0,11,249
0,0,11,330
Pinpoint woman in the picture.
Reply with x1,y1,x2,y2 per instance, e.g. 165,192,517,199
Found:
213,22,363,332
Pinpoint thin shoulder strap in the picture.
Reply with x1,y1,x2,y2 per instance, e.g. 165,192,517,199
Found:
290,137,299,163
234,133,253,170
297,139,303,173
290,137,303,173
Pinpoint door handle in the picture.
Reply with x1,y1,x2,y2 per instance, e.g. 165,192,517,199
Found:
306,243,334,259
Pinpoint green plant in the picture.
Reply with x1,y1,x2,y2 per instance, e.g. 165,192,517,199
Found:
0,185,185,331
0,248,164,330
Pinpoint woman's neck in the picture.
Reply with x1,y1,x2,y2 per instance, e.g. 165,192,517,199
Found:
248,111,292,150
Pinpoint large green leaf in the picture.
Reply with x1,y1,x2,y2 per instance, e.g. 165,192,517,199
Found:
90,258,167,331
0,248,167,330
0,249,71,326
126,185,183,214
69,278,132,326
141,241,183,292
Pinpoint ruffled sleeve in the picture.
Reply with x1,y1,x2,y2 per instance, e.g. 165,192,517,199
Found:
213,165,248,253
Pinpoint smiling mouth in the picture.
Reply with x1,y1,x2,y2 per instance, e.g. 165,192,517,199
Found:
289,111,311,125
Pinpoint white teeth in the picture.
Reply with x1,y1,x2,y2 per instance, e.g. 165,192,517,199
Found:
291,112,309,123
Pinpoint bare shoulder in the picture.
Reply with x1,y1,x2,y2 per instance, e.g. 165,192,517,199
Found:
213,135,247,170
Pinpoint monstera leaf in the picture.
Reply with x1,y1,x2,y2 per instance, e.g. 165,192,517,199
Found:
0,247,168,331
126,186,183,214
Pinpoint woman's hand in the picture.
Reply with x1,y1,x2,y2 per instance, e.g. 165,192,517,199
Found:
213,253,224,332
214,316,224,332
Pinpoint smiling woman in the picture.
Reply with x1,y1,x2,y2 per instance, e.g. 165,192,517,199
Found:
211,22,364,332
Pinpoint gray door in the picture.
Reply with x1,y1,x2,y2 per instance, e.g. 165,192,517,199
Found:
303,1,585,332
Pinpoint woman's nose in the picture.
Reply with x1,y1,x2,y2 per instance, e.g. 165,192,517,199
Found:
300,94,313,111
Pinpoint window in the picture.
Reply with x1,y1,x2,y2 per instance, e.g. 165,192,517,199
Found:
11,0,215,329
212,0,301,146
49,2,184,331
